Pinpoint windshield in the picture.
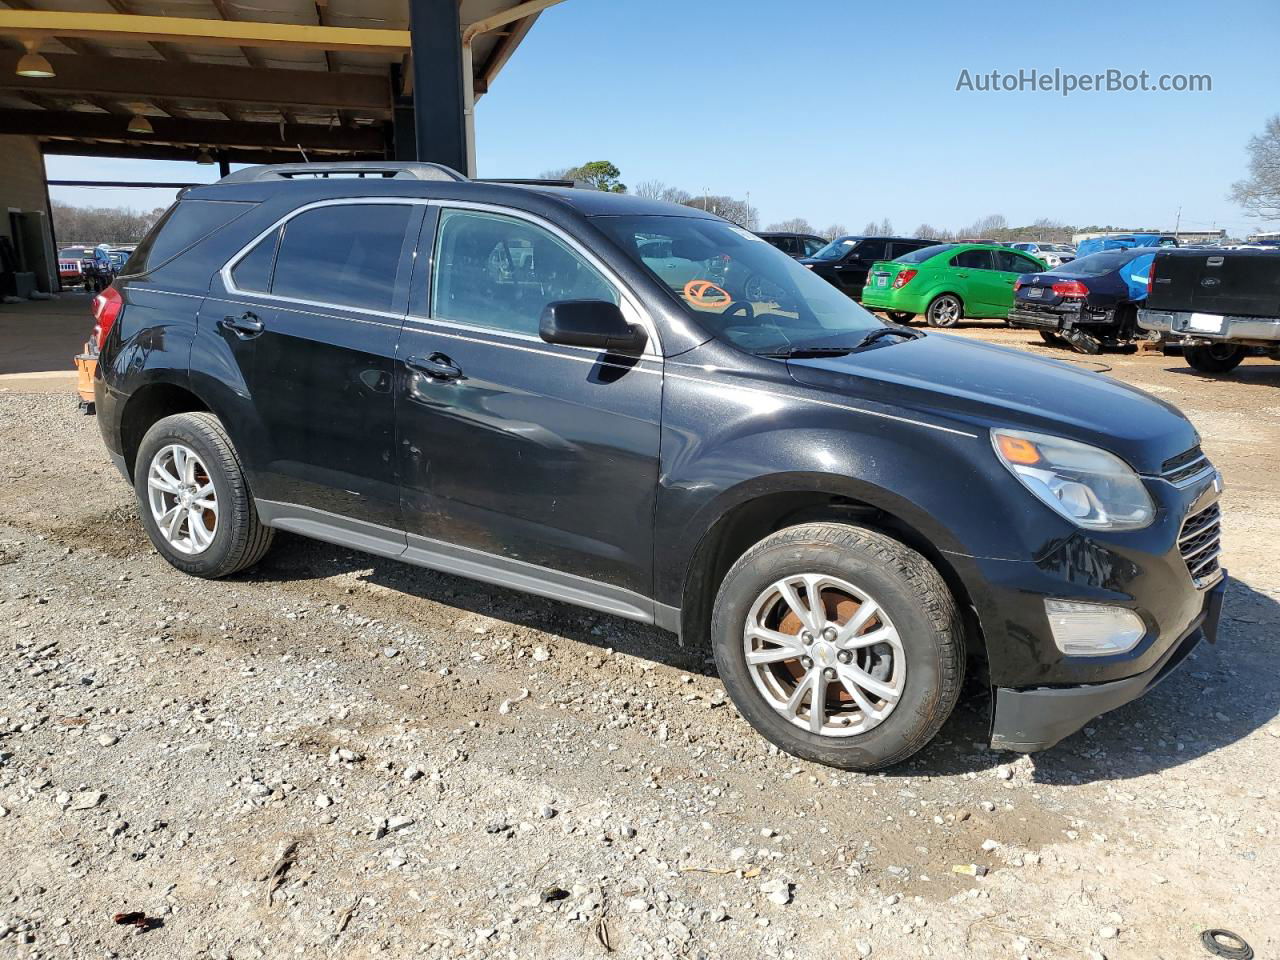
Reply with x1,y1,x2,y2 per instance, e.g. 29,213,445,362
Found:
896,243,955,264
809,236,860,261
1042,243,1074,252
596,215,883,354
1053,250,1146,277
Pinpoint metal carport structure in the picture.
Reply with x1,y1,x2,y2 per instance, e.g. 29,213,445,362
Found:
0,0,561,294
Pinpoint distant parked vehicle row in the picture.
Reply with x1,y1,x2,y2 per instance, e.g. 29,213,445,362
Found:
1009,241,1076,268
861,243,1046,326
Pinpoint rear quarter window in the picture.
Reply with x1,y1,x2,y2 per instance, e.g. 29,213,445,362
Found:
124,199,253,276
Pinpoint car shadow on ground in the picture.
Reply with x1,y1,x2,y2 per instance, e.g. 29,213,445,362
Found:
245,533,714,677
247,536,1278,785
1164,363,1280,386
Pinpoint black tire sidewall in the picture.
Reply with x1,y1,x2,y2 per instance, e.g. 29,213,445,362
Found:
133,415,243,577
1186,344,1243,373
712,534,953,770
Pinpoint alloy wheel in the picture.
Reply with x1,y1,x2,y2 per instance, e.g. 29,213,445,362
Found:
146,443,219,555
742,573,905,737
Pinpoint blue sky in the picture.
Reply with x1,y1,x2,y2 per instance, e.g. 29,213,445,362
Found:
47,0,1280,237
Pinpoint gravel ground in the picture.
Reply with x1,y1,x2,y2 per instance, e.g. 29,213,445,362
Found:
1,326,1277,960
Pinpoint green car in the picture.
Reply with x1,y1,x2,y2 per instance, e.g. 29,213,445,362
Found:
860,243,1047,327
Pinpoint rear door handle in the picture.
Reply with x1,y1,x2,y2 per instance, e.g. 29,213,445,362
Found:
219,312,264,337
405,353,463,381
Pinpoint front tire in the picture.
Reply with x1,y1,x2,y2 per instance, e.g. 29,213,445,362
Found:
711,522,964,771
1185,343,1244,374
925,294,963,328
134,412,273,578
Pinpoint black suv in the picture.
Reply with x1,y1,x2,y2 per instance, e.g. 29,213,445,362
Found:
756,232,828,259
801,235,937,310
92,162,1226,770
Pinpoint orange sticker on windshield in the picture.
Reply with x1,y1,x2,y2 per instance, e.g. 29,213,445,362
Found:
683,280,732,309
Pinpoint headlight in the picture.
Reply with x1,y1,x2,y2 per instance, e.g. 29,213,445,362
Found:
991,428,1154,530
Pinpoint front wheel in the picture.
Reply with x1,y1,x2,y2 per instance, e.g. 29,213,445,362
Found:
134,412,273,578
1185,343,1244,374
925,294,963,328
711,522,964,771
1039,330,1067,346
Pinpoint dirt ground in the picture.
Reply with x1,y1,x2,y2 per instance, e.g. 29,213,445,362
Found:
1,321,1277,960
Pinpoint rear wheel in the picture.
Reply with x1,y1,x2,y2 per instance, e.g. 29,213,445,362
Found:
1185,343,1244,374
886,311,915,324
134,412,273,578
925,294,963,328
711,522,964,770
1039,330,1067,346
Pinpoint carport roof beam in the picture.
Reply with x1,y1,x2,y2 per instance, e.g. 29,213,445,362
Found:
0,10,410,54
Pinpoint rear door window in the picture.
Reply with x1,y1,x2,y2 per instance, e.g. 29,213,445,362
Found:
270,204,412,312
995,250,1044,273
951,249,995,270
853,239,888,261
124,199,252,275
802,237,826,256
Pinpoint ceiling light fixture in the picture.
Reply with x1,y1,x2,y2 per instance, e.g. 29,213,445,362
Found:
196,148,214,165
16,40,54,79
127,113,154,135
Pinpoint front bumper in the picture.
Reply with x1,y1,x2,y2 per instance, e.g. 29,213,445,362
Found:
990,573,1226,751
1139,309,1280,347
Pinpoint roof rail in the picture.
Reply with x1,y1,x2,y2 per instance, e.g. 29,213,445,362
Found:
218,161,467,184
474,177,578,188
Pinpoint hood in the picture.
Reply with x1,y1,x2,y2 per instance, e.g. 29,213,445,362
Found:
786,334,1196,474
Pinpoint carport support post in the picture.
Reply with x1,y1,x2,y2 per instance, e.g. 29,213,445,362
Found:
407,0,467,175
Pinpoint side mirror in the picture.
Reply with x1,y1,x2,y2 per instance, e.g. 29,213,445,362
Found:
539,300,648,353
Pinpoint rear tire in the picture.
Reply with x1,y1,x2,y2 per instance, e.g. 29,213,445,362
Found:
711,522,964,771
925,294,963,328
1039,330,1066,346
134,412,273,578
886,311,915,324
1185,343,1244,374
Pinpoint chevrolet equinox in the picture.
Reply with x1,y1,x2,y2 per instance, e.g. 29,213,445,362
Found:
91,162,1226,770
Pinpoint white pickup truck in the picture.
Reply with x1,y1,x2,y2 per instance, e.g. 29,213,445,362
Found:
1139,249,1280,373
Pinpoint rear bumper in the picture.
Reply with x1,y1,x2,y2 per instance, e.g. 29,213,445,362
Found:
990,572,1226,752
1008,306,1068,330
1139,309,1280,346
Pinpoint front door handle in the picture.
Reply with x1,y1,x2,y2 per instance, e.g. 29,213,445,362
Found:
219,312,264,337
405,353,463,382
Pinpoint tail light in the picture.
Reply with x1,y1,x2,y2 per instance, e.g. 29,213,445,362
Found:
1146,259,1156,295
1051,280,1089,298
892,269,918,289
90,285,123,352
1013,279,1024,292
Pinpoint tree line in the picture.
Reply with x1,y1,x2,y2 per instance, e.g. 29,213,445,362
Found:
51,201,167,247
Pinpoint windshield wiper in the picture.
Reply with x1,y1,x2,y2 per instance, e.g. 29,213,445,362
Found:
855,327,925,349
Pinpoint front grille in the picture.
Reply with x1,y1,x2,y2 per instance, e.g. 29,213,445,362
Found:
1161,445,1212,485
1179,502,1222,588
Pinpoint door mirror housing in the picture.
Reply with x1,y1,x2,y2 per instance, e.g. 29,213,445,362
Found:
539,300,648,353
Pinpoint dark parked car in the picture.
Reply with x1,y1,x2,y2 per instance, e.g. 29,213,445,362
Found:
1009,248,1158,353
800,235,937,302
757,232,827,259
91,161,1225,770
